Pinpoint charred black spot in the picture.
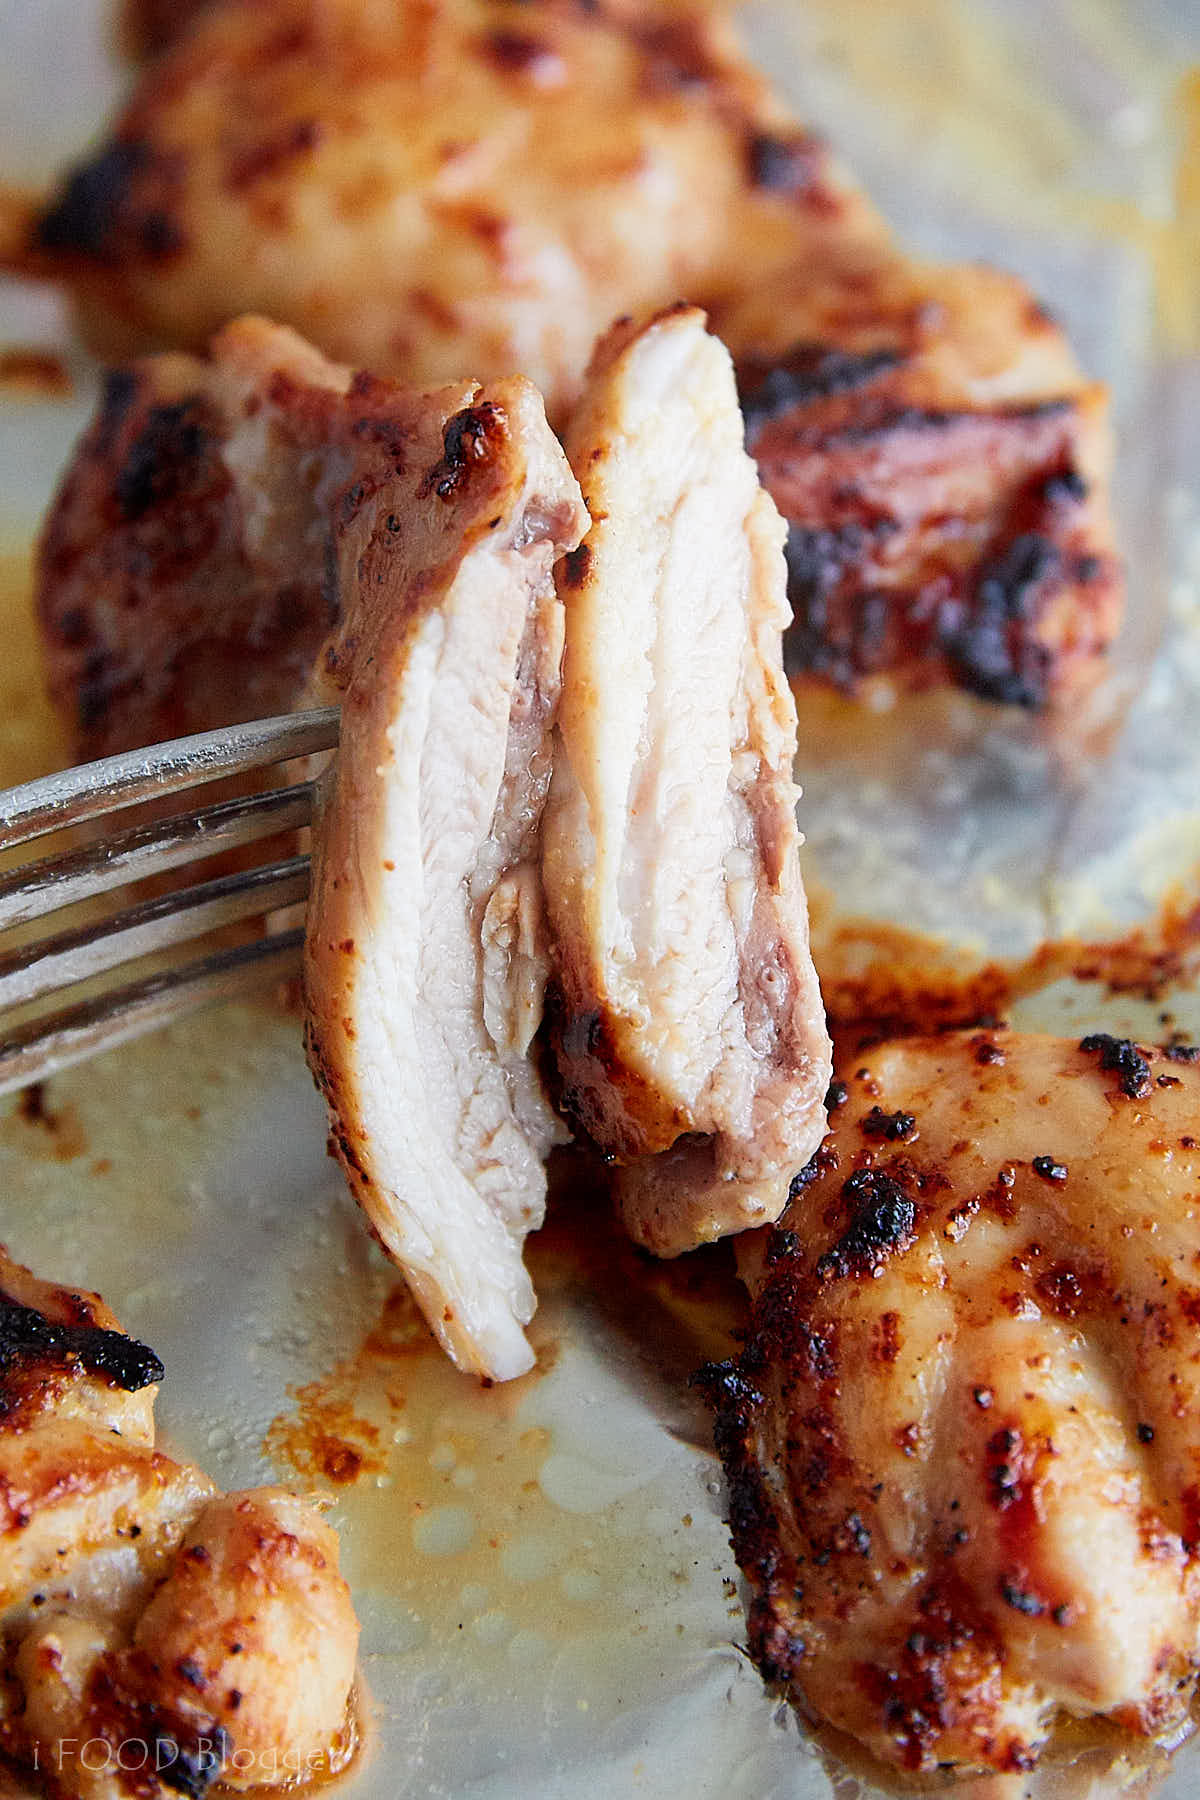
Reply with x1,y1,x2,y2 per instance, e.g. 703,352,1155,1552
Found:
861,1106,917,1141
154,1727,230,1798
943,532,1059,707
138,210,184,258
1166,1041,1200,1064
787,1141,838,1201
815,1169,916,1282
114,401,209,521
422,402,507,499
560,1007,602,1062
561,543,591,588
824,1078,849,1111
36,139,182,264
37,142,151,259
1079,1032,1153,1099
739,344,902,436
746,131,824,195
999,1579,1044,1618
781,519,900,686
764,1226,799,1266
76,649,122,736
1041,467,1087,506
94,367,139,456
0,1295,163,1391
1031,1156,1068,1182
54,606,90,647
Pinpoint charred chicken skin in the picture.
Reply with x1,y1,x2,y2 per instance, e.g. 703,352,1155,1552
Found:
703,1031,1200,1775
36,315,438,762
719,251,1122,707
0,1246,358,1798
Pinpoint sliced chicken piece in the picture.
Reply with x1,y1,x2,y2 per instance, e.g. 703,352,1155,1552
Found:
703,1031,1200,1774
303,373,587,1380
716,249,1122,706
0,1246,359,1797
12,0,857,426
543,307,831,1257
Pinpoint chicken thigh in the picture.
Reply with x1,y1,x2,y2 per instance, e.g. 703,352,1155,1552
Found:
718,251,1122,706
0,1246,358,1798
704,1031,1200,1774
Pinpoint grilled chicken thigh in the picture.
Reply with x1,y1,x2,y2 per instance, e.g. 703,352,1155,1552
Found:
544,307,831,1255
37,314,444,760
303,367,587,1380
15,0,852,427
719,251,1122,705
0,1247,358,1797
704,1031,1200,1774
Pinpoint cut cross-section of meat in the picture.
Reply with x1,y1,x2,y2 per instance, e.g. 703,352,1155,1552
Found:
703,1031,1200,1774
543,306,832,1257
303,373,587,1380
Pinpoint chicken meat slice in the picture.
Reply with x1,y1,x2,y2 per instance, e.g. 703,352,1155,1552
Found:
0,1246,358,1798
13,0,857,426
303,370,587,1380
543,307,832,1257
703,1030,1200,1775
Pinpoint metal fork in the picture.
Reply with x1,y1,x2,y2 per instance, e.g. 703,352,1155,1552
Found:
0,708,340,1097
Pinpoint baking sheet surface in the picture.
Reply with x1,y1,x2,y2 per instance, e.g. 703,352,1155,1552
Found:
1,2,1199,1796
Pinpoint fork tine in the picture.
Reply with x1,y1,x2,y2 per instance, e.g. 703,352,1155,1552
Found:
0,856,310,1012
0,780,314,933
0,928,305,1096
0,707,339,852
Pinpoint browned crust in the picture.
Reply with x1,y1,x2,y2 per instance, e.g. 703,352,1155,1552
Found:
699,1036,1200,1772
741,351,1121,707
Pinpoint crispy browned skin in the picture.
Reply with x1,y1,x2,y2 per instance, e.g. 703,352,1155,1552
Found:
703,1031,1200,1775
0,1244,358,1798
16,0,860,427
717,248,1122,707
37,316,469,761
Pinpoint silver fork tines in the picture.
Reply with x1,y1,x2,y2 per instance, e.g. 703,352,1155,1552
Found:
0,708,339,1096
